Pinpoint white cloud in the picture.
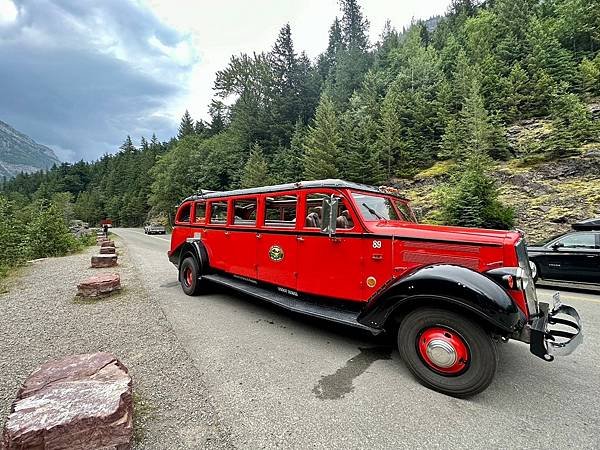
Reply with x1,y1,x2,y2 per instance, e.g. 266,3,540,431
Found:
144,0,451,123
0,0,17,23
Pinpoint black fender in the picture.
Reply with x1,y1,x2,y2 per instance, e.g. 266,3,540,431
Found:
169,239,210,278
357,264,526,333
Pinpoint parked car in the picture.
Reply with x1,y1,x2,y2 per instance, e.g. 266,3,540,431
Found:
168,179,581,397
144,223,166,235
528,219,600,284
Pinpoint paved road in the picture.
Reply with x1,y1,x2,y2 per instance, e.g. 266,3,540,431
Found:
114,228,600,449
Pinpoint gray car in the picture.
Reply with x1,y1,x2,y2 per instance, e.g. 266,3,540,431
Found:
144,223,166,235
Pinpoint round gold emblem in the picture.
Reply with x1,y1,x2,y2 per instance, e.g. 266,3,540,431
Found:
268,245,284,262
366,276,377,288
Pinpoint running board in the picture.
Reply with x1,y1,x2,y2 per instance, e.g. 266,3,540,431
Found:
203,274,378,333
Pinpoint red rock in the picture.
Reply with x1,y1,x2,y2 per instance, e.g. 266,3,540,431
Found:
91,254,118,268
77,273,121,297
100,246,116,255
101,240,115,248
2,352,133,450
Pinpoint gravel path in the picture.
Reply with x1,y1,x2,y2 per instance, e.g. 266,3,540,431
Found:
0,238,234,449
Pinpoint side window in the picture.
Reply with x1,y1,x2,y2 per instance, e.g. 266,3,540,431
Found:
209,201,228,224
194,201,206,223
177,203,191,223
264,195,297,228
233,198,257,225
305,193,354,230
556,233,597,249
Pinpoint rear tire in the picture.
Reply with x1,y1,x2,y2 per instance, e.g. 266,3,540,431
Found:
179,256,205,296
397,307,497,398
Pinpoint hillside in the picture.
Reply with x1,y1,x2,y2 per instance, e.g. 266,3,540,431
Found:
0,120,60,178
399,133,600,243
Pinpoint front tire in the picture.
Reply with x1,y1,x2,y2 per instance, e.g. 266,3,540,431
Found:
397,307,498,398
179,256,204,296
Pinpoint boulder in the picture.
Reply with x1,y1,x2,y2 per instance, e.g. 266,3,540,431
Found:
100,246,116,255
77,273,121,298
101,240,115,248
2,352,133,450
91,254,118,268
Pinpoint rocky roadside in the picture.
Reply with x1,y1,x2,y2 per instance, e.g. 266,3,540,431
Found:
0,239,233,449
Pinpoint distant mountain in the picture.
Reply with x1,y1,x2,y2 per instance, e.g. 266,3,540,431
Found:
0,120,60,178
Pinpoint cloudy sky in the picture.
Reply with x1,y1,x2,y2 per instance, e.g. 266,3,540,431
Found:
0,0,450,162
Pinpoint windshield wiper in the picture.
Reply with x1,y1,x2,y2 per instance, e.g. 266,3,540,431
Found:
362,203,385,221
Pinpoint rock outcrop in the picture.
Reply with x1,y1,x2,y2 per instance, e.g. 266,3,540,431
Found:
1,352,133,449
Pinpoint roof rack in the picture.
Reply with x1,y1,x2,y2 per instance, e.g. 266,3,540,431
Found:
180,179,408,204
572,218,600,231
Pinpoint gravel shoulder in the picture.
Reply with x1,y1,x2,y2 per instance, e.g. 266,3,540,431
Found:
0,238,233,449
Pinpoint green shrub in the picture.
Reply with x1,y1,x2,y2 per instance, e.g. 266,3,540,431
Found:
0,196,27,273
438,155,515,230
25,201,80,259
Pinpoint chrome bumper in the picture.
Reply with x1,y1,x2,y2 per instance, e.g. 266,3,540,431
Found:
530,295,582,361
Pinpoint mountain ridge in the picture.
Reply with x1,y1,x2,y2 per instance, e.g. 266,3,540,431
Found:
0,120,60,178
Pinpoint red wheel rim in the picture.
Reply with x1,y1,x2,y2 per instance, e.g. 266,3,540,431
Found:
417,327,469,375
184,267,193,287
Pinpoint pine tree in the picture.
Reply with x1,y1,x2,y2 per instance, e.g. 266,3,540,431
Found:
119,135,136,153
273,120,305,183
194,120,208,136
579,54,600,98
178,110,195,139
440,154,515,229
303,94,342,180
546,92,597,158
241,144,272,188
208,100,227,136
140,136,149,152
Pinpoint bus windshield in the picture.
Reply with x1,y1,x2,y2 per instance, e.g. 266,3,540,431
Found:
352,193,415,222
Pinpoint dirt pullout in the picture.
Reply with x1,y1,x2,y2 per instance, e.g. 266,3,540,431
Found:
0,241,233,449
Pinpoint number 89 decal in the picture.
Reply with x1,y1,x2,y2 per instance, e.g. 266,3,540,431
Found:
372,240,382,249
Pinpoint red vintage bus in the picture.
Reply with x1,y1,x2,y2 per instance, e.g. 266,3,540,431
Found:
168,179,581,397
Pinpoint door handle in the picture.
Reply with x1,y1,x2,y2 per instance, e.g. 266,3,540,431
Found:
331,237,342,243
296,236,304,242
224,231,230,236
256,233,262,239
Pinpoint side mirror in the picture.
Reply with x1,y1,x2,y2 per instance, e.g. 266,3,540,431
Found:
320,196,339,236
551,242,564,251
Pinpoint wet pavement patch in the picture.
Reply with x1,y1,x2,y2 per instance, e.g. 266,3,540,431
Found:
312,346,392,400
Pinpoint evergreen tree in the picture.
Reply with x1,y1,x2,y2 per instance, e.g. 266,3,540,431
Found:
579,54,600,98
120,135,136,153
303,94,342,180
273,120,305,183
241,144,272,188
208,100,227,136
140,136,149,152
178,110,196,139
439,154,515,229
546,92,597,158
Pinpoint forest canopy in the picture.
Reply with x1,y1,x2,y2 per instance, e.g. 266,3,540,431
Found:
2,0,599,227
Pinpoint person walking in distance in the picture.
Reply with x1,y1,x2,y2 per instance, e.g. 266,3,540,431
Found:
103,223,109,238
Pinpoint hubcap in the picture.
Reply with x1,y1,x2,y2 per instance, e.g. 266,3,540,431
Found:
530,261,537,279
418,327,469,375
184,268,193,287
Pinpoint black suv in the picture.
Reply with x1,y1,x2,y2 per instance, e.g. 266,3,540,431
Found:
528,219,600,284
